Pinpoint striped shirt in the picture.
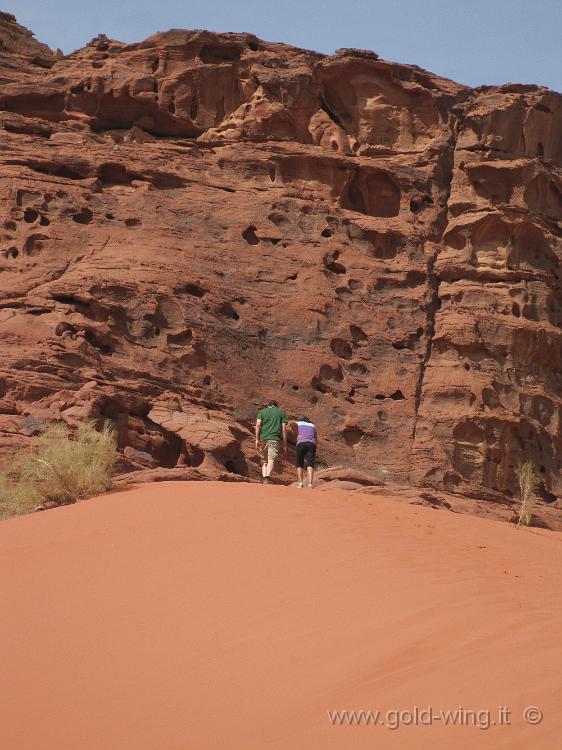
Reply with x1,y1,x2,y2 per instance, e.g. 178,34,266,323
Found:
296,421,317,445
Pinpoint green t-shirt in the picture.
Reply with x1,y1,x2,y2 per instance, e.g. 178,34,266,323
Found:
257,406,288,441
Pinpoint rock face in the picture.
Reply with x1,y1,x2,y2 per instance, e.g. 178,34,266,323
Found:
0,15,561,518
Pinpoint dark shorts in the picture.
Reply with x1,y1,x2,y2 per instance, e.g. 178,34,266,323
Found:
296,441,316,468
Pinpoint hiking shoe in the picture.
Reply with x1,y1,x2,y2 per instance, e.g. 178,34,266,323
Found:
307,484,313,489
263,477,271,484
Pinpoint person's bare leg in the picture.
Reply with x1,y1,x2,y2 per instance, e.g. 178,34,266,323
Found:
297,467,304,486
265,457,275,478
307,465,314,487
261,462,268,478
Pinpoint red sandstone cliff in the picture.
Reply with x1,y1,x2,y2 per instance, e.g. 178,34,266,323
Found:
1,14,561,521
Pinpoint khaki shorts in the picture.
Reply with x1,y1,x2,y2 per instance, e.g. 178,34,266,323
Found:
259,439,279,464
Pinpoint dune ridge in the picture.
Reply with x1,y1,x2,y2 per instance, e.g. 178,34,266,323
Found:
0,481,560,749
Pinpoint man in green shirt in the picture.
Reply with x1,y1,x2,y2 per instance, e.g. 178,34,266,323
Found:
255,400,289,484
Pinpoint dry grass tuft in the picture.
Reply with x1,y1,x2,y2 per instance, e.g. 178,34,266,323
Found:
0,420,117,520
515,461,539,527
0,473,39,520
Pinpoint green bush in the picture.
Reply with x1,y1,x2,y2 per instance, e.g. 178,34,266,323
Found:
0,420,118,519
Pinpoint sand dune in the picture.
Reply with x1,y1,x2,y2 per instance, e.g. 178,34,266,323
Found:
0,481,560,749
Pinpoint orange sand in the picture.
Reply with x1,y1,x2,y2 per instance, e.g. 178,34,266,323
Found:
0,481,560,749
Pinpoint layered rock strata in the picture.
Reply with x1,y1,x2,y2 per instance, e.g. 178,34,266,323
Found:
1,14,561,518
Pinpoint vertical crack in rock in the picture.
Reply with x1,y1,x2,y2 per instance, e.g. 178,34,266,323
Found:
319,96,345,129
412,253,440,442
411,120,461,444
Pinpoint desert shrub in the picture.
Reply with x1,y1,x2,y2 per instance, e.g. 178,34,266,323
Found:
515,461,539,527
0,472,40,520
373,466,388,482
0,420,117,519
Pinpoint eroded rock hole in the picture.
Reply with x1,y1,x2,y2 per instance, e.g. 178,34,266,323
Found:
319,363,344,382
24,234,49,256
335,285,351,296
348,362,368,375
312,363,343,392
52,294,84,307
82,329,113,355
181,443,205,468
143,425,182,467
23,208,38,223
343,170,401,218
99,163,133,186
190,95,199,121
538,486,557,504
342,426,364,447
53,166,86,180
323,250,346,274
349,324,367,345
225,459,247,476
242,226,260,245
181,283,206,298
199,44,242,64
330,338,353,359
364,229,404,260
72,207,93,224
376,390,405,401
168,330,193,347
219,302,239,321
268,212,289,226
409,193,433,213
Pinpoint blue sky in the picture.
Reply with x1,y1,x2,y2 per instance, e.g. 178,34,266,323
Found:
8,0,561,91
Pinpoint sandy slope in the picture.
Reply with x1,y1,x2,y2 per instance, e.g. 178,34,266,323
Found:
0,481,560,750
